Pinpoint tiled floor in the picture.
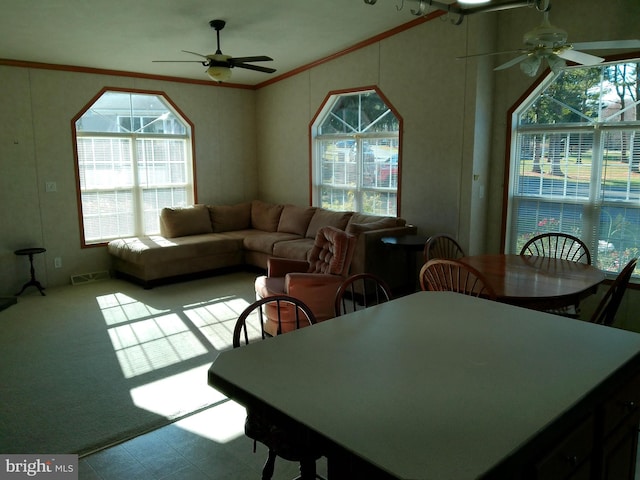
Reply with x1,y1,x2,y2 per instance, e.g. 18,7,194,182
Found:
80,400,327,480
81,404,640,480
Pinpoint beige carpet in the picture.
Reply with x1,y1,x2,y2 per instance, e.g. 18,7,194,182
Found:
0,270,258,456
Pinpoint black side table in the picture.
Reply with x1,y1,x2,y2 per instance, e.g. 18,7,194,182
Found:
381,235,426,294
14,247,47,296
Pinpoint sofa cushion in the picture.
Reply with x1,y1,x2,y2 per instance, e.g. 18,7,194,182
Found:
243,231,301,255
305,209,352,239
160,205,213,238
278,205,316,236
108,234,242,265
272,238,315,261
208,202,251,233
251,200,284,232
346,217,400,235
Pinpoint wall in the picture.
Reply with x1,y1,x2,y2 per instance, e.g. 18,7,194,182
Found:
0,67,256,295
256,15,479,241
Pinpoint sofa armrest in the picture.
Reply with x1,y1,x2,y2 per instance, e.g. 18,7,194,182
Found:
267,257,309,277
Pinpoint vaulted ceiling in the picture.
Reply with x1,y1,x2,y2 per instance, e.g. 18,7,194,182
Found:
0,0,468,86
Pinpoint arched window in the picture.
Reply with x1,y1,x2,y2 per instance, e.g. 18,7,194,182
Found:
311,88,402,216
73,89,194,246
505,60,640,277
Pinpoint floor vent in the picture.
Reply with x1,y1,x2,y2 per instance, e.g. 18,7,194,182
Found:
71,271,110,286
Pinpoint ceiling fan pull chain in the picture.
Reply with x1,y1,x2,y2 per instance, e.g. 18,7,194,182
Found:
535,0,551,12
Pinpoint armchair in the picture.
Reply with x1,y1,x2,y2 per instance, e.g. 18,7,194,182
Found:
255,226,356,334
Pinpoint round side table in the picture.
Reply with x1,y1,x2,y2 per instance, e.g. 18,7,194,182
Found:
14,247,47,296
381,235,426,294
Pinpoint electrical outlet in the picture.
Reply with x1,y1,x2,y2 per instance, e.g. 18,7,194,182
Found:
54,257,62,269
45,181,57,192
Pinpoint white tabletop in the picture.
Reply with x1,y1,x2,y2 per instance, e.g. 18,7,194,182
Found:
209,291,640,479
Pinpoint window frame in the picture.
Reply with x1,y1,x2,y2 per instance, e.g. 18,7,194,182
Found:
309,86,403,216
72,87,196,248
503,58,640,279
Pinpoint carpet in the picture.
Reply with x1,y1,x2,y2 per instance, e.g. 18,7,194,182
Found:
0,271,258,456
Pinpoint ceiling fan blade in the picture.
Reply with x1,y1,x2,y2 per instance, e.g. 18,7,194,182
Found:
152,60,204,63
557,49,604,66
572,39,640,51
229,56,273,63
495,54,530,71
167,21,276,78
457,49,526,60
233,63,276,74
181,50,209,59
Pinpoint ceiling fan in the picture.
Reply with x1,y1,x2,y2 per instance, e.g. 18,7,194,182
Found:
463,8,640,77
153,19,276,82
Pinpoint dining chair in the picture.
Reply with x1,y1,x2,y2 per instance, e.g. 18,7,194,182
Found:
520,233,593,316
520,233,592,264
419,259,497,300
589,258,637,327
233,295,326,480
423,234,465,263
233,295,317,346
334,272,392,316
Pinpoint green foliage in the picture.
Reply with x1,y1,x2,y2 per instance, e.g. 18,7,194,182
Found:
521,67,602,125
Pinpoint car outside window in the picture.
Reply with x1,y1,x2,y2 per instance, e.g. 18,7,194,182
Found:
311,88,402,216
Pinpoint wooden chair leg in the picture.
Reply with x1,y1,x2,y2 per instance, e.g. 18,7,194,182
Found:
261,449,277,480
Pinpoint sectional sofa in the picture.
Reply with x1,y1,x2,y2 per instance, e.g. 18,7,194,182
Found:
107,200,416,289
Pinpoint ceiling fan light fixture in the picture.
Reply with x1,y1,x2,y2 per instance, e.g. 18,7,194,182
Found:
457,0,491,3
520,55,542,77
207,65,232,82
547,55,566,74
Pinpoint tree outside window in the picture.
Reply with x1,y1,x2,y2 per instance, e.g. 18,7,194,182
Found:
73,89,194,246
311,88,401,216
507,60,640,277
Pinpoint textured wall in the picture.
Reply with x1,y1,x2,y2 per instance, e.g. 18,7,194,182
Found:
0,68,256,294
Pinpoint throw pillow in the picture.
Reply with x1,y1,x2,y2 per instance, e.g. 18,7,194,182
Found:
346,217,399,235
208,202,251,233
305,209,352,239
251,200,284,232
277,205,317,236
160,205,213,238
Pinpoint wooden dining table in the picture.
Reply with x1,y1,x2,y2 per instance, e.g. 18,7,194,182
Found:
458,253,606,310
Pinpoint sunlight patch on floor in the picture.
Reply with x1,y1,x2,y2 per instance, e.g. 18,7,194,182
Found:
129,364,226,418
108,312,208,378
97,292,251,378
97,292,169,326
174,397,247,443
185,297,251,349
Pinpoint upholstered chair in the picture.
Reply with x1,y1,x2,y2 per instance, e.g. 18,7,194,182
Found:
255,226,357,334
